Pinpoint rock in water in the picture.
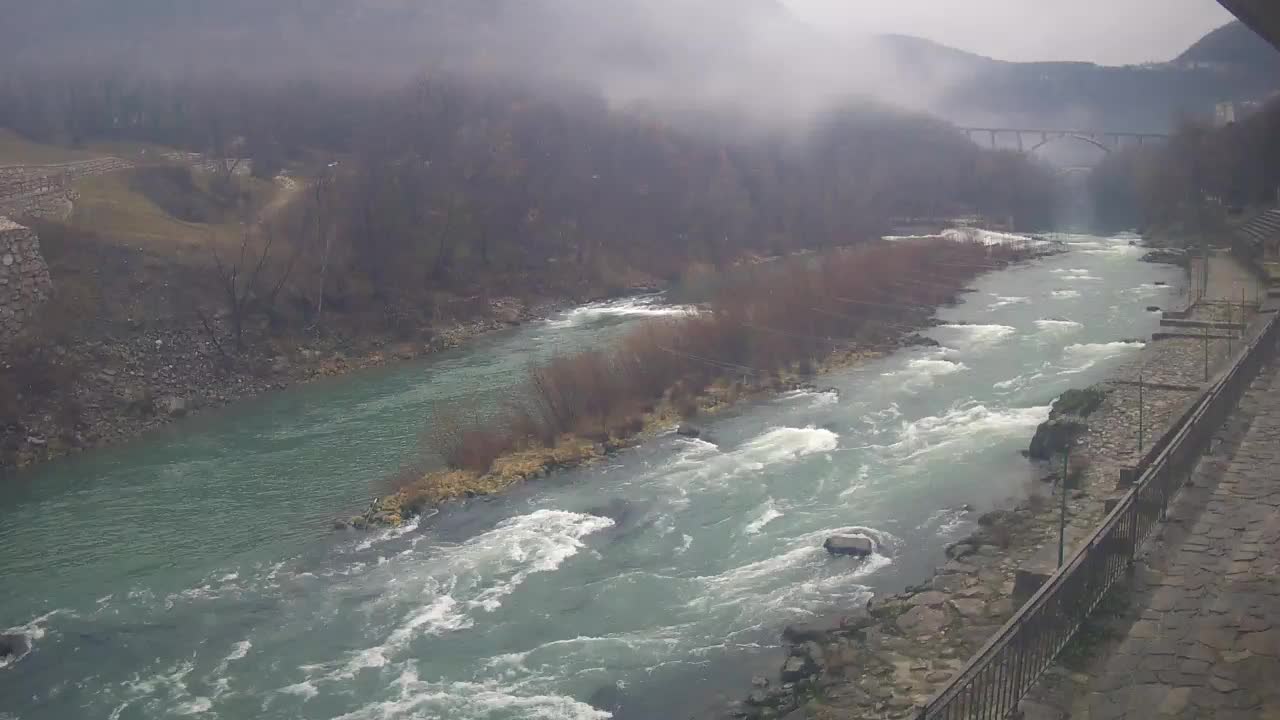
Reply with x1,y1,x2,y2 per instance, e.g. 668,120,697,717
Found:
1027,417,1087,460
823,535,874,557
676,424,703,439
0,633,30,661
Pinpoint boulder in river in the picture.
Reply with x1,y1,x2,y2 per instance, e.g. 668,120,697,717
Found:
676,424,703,439
823,535,874,557
0,633,30,662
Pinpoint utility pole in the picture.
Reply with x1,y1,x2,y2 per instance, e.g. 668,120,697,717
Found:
1059,446,1069,568
1138,373,1145,455
1204,325,1211,382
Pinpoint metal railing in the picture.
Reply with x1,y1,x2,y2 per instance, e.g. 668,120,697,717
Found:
918,308,1280,720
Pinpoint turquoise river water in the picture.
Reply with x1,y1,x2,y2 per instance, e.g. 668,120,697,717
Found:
0,234,1181,720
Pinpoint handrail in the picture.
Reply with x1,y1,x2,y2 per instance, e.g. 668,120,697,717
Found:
918,307,1280,720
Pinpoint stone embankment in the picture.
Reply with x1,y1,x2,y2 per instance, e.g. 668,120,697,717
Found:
721,252,1263,720
0,158,133,219
2,296,558,469
0,218,52,346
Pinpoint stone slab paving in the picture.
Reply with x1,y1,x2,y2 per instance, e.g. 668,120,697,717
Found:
1021,360,1280,719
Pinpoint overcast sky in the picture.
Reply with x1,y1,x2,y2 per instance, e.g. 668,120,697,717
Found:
783,0,1237,65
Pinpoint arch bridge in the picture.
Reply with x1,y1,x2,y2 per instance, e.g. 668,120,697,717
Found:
958,127,1170,154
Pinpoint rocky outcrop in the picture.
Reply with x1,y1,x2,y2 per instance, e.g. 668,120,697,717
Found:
0,217,52,349
1027,385,1111,460
1140,248,1187,265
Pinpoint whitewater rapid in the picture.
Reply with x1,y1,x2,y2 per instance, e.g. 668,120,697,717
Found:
0,233,1183,720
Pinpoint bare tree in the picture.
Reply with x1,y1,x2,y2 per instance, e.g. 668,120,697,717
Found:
201,222,299,354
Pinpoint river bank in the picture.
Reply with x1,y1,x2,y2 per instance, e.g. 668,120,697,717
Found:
1,295,571,471
719,250,1261,720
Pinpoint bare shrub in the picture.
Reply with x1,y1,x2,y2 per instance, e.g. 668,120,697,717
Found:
426,409,516,475
422,239,1029,472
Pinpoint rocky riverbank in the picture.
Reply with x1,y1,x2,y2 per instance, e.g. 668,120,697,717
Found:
719,260,1228,720
1,296,565,470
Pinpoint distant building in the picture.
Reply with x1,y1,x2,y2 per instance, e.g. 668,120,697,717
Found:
1216,102,1238,126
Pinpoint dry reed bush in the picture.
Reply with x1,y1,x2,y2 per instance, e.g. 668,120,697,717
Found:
423,239,1027,473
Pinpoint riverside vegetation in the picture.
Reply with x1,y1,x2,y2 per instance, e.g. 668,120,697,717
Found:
352,237,1045,528
1,69,1057,470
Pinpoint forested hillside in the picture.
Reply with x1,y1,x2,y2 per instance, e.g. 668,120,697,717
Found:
1088,97,1280,238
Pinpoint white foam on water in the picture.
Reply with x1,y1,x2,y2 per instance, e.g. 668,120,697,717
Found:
210,637,254,683
923,507,971,539
225,640,252,663
731,427,839,469
934,324,1016,353
546,296,697,329
879,403,1051,462
667,427,838,485
1082,244,1142,258
120,660,200,712
1034,319,1084,337
354,513,423,552
778,388,839,408
744,498,784,535
941,227,1040,246
175,697,212,715
1051,289,1081,299
0,610,64,669
332,510,614,682
884,228,1040,246
333,667,611,720
1063,273,1100,281
993,371,1044,394
988,295,1030,309
693,525,896,622
676,534,694,554
838,464,871,499
1122,283,1174,297
862,402,902,430
1059,341,1145,375
882,353,968,389
387,593,473,648
280,680,320,700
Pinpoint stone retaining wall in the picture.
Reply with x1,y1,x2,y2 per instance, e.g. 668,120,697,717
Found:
0,217,52,346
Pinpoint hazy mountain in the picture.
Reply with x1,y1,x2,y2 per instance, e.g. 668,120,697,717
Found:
3,1,1277,135
1175,20,1280,72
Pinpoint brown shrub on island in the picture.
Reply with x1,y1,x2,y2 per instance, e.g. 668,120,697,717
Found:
382,238,1037,518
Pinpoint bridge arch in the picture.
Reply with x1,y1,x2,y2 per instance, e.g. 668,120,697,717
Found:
1028,134,1113,155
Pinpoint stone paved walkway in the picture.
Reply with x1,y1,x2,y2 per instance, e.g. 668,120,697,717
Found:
1022,359,1280,719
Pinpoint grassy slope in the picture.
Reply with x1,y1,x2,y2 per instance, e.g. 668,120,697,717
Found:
70,171,285,263
0,129,102,165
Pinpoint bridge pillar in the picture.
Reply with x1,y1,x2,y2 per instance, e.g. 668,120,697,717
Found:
988,130,997,149
1016,132,1024,152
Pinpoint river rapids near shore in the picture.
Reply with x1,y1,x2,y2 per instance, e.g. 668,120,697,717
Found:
0,234,1181,720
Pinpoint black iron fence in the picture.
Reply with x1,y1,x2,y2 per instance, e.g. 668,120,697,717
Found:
918,308,1280,720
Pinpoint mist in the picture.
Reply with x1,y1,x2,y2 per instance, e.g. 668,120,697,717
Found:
0,0,1001,134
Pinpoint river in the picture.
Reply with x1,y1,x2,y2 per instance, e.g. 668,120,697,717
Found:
0,234,1181,720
